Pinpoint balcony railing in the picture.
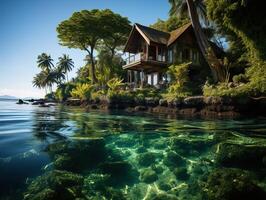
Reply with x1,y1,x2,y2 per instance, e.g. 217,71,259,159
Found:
125,53,142,65
125,52,167,66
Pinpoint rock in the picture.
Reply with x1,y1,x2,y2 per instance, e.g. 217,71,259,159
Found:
32,100,45,105
134,106,148,111
157,181,172,191
136,146,147,153
159,99,168,107
16,99,28,104
150,193,179,200
47,139,107,172
139,168,158,183
183,96,205,107
99,161,138,185
163,151,186,168
216,142,266,169
137,152,156,167
151,165,164,174
145,97,159,107
170,137,215,156
173,167,189,180
178,108,197,115
204,168,266,200
23,170,84,200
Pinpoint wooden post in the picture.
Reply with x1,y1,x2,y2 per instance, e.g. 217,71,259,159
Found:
146,43,149,60
156,46,158,61
140,69,144,88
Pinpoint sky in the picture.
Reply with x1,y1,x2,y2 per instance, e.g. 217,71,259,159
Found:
0,0,170,98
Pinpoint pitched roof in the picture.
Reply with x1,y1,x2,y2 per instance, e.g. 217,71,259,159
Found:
135,23,170,45
168,23,192,46
124,22,193,52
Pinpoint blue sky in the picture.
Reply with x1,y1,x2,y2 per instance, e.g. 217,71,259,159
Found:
0,0,170,98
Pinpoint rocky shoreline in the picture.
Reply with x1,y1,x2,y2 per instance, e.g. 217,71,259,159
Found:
64,96,266,118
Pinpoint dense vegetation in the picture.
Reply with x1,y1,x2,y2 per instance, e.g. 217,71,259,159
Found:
33,1,266,104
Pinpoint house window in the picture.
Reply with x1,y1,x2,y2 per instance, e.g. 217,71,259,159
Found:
168,48,173,63
182,49,190,61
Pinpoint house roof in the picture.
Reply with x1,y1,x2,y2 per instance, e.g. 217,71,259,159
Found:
135,23,170,45
124,22,192,52
168,23,192,46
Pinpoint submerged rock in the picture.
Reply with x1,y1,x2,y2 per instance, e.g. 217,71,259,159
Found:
216,142,266,169
173,167,189,180
99,161,138,185
137,152,156,167
163,151,186,168
47,138,107,172
23,170,84,200
140,168,158,183
204,168,266,200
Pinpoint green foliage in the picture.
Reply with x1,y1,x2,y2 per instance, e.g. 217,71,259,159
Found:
150,16,190,32
232,74,248,84
163,63,192,101
107,90,134,103
206,0,266,96
57,9,131,83
71,83,94,100
107,78,124,92
55,82,76,101
45,92,56,100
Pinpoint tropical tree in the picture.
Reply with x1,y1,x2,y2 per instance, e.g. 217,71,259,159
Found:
57,54,74,82
169,0,226,82
37,53,54,72
57,9,131,84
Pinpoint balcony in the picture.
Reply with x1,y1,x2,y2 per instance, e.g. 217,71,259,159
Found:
123,52,168,73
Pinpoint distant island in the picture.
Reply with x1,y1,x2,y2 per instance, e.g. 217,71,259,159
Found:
0,95,18,100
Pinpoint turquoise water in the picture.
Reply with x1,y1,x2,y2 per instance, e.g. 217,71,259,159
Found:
1,99,266,200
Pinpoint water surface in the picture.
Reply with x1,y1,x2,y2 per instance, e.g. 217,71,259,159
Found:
0,99,266,200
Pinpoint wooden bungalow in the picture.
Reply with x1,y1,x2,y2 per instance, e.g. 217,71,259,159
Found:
123,22,207,87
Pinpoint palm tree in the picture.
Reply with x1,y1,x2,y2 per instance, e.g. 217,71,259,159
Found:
33,71,49,94
57,54,74,82
37,53,54,72
169,0,225,82
53,67,66,85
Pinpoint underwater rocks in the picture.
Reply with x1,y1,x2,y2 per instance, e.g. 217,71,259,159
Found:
163,151,186,168
137,152,156,167
139,168,158,183
47,138,107,172
216,142,266,169
23,170,84,200
99,161,138,185
173,167,189,180
170,137,215,157
204,168,266,200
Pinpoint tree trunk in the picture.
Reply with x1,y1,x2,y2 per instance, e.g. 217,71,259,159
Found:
90,47,98,84
185,0,225,82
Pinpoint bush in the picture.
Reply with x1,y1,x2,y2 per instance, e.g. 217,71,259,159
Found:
162,63,192,101
107,90,134,104
55,82,76,101
71,83,94,100
233,74,248,84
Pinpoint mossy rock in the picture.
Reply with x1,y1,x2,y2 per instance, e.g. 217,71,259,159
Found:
149,193,179,200
216,142,266,169
157,181,172,191
140,168,158,183
173,167,189,180
47,139,107,172
204,168,266,200
23,170,84,200
137,152,156,167
99,161,138,185
163,151,186,168
170,138,215,156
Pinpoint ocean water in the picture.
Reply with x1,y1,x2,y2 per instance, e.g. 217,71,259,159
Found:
0,99,266,200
